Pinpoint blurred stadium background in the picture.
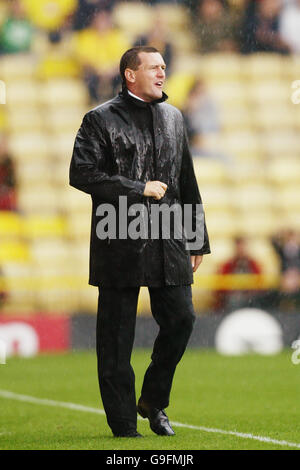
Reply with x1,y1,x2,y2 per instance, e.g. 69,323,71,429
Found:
0,0,300,356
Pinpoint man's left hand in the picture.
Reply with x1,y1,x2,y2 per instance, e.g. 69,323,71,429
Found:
190,255,203,272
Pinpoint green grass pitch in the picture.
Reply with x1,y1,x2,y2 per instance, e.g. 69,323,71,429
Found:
0,349,300,450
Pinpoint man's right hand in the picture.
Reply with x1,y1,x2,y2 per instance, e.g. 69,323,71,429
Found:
143,181,168,200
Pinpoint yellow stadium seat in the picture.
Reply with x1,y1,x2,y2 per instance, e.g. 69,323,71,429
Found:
67,213,91,240
200,54,242,82
155,4,189,30
249,81,290,105
1,262,35,313
232,184,275,212
0,54,36,80
254,105,296,131
229,161,266,185
5,80,40,107
205,210,238,238
200,185,232,211
288,57,300,82
221,131,262,160
68,241,89,270
30,239,71,267
242,53,284,80
220,106,255,131
193,158,229,185
237,211,279,237
283,212,300,231
208,81,247,106
1,262,33,284
262,131,300,157
24,215,67,239
267,158,300,185
58,186,91,213
31,263,81,312
52,161,71,186
168,30,196,54
112,2,154,35
45,106,86,133
171,54,201,75
0,212,23,239
15,160,53,186
18,184,60,214
49,131,77,159
8,131,50,160
6,107,44,132
39,79,89,107
275,185,300,212
0,241,30,263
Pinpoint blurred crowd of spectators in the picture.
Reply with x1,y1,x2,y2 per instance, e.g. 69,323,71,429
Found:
213,232,300,314
1,1,300,102
2,0,300,55
1,0,300,314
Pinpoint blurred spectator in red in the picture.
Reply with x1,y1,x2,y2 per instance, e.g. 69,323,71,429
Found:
73,8,130,103
241,0,289,54
72,0,115,31
192,0,240,53
279,0,300,54
0,135,17,211
213,236,262,312
134,18,174,72
0,0,33,55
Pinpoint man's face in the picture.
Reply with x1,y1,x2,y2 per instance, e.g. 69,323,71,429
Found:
126,52,166,102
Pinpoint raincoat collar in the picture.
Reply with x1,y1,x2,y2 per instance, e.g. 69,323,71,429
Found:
120,84,168,107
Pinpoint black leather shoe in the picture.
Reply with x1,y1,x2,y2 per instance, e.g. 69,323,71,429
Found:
113,430,143,438
137,399,175,436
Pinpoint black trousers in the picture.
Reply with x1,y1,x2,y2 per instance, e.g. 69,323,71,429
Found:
96,285,195,434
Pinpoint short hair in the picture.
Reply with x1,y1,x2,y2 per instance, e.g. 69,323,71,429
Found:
119,46,160,84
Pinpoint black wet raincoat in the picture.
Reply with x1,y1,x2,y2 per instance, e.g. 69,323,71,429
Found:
69,87,210,287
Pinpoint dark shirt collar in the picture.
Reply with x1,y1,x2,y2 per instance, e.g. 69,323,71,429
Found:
120,84,168,108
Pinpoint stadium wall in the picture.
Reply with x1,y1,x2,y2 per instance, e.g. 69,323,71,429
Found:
0,311,300,358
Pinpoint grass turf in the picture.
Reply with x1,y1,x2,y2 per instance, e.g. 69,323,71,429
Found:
0,349,300,450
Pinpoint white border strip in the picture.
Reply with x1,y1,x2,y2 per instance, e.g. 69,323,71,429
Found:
0,389,299,449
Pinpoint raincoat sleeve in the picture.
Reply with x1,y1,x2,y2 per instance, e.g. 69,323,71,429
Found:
69,111,146,203
179,127,211,256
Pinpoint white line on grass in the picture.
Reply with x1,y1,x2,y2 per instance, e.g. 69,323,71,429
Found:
0,389,299,449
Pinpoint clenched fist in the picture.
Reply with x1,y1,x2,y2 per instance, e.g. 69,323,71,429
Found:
143,181,168,200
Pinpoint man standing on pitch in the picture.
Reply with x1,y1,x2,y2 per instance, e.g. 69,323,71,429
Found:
70,46,210,438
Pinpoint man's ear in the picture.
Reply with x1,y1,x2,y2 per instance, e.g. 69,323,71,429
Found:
124,68,136,84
